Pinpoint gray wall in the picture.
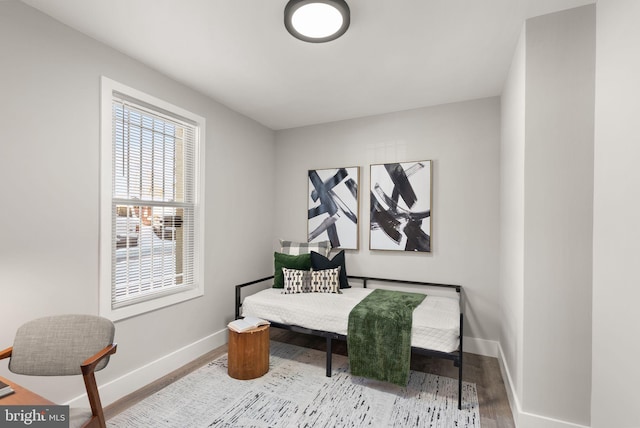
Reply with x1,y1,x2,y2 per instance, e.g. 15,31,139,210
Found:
500,5,595,427
0,1,275,405
592,1,640,427
274,98,502,345
500,26,526,405
523,6,594,425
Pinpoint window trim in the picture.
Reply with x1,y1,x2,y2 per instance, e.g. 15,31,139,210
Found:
100,76,205,321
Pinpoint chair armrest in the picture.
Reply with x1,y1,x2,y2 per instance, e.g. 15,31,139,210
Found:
0,347,12,360
81,344,117,375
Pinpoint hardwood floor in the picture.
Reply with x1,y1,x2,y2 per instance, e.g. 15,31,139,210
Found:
105,329,515,428
103,345,228,421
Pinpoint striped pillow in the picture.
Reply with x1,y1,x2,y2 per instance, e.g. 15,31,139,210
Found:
310,267,341,294
281,268,312,294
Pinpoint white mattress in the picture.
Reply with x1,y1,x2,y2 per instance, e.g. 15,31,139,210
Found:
241,287,460,353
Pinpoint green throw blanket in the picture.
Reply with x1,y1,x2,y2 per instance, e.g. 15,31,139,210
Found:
347,289,426,386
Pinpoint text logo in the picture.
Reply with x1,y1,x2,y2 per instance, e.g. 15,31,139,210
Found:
0,406,69,427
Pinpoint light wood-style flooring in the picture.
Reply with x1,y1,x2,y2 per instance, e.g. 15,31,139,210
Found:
105,329,515,428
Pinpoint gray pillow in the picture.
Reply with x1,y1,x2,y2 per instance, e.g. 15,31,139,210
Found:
280,239,331,257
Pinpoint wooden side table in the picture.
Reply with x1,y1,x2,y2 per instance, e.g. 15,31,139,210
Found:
227,324,270,380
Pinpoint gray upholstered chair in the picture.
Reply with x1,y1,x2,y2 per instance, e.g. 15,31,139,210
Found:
0,314,117,428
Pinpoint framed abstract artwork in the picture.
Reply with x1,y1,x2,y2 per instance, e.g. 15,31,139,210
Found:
308,167,359,250
370,160,432,252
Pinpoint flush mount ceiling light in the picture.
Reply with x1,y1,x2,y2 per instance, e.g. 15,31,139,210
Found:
284,0,350,43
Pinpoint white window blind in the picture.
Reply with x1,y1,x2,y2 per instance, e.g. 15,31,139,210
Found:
110,92,199,309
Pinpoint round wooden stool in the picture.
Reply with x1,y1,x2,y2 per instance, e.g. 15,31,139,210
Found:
227,324,270,380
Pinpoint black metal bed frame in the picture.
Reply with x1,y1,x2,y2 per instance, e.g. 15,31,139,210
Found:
234,275,464,410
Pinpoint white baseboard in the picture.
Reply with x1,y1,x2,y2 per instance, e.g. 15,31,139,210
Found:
517,412,590,428
463,335,499,357
65,328,228,408
496,343,590,428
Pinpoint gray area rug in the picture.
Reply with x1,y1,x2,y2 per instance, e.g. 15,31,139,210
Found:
108,341,479,427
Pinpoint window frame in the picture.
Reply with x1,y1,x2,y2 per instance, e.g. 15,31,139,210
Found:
100,77,205,321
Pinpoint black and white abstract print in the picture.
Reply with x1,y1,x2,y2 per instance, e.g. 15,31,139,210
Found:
370,161,431,252
308,167,359,250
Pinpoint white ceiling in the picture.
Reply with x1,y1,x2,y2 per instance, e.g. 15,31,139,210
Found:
21,0,595,130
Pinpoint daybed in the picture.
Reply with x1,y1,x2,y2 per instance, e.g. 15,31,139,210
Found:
234,275,464,410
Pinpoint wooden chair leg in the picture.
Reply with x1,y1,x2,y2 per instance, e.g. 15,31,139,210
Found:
81,372,106,428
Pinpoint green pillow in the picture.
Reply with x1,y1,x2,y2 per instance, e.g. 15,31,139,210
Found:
273,252,311,289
